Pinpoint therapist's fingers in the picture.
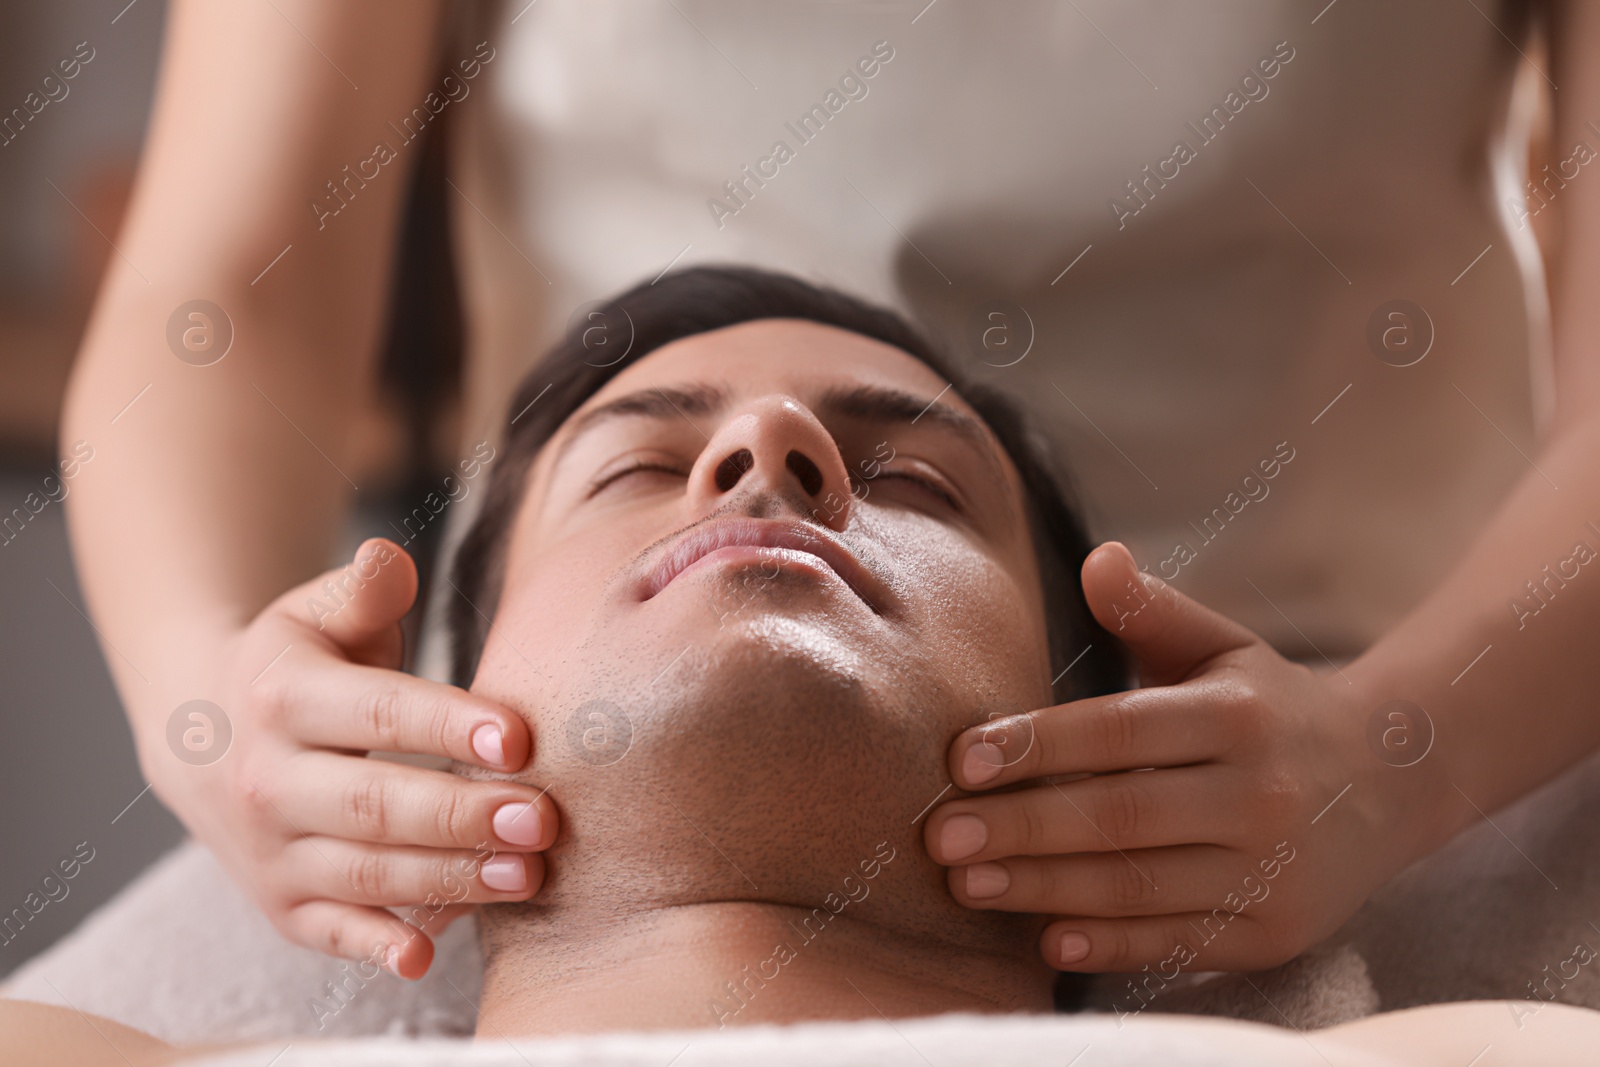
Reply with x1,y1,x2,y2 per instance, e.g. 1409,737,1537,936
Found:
926,767,1229,864
282,838,544,906
290,537,417,667
269,751,558,851
946,844,1237,917
1039,911,1275,974
269,653,531,772
255,537,531,772
949,686,1224,791
279,899,436,980
1081,541,1258,687
947,545,1275,789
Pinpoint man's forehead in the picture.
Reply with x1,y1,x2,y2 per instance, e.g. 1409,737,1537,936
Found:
577,317,953,412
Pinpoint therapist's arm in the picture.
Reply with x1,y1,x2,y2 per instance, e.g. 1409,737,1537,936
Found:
60,0,555,978
1341,0,1600,854
927,1,1600,973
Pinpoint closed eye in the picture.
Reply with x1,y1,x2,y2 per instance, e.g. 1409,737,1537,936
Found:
586,460,688,498
865,470,963,513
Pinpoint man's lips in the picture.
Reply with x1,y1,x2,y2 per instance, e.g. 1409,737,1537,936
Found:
638,517,887,612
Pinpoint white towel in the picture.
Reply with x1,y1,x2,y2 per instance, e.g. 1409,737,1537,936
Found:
169,1011,1385,1067
3,839,482,1043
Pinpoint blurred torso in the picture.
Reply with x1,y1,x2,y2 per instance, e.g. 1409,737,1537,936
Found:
447,0,1545,657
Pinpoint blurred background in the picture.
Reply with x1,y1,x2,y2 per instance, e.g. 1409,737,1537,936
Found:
0,0,457,978
0,0,176,980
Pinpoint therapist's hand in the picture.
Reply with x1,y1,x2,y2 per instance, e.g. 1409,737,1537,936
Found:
142,538,558,980
925,542,1434,974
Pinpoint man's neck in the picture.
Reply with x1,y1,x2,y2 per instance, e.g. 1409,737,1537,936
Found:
476,899,1055,1036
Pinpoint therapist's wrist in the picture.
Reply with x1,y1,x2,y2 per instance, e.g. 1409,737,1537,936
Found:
1340,651,1475,872
120,615,248,748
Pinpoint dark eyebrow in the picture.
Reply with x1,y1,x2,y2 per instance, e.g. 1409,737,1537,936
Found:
818,383,1009,484
548,379,1005,481
550,382,728,468
817,383,990,452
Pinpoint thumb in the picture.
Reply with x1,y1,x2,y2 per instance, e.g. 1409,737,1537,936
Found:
284,538,419,664
1082,541,1256,686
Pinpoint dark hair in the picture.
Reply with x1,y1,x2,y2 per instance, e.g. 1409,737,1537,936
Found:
447,264,1126,703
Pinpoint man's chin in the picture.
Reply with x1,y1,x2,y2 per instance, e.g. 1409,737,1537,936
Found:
647,614,884,734
526,611,948,890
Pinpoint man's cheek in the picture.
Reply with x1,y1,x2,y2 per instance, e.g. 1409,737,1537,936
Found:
472,562,598,691
899,556,1053,718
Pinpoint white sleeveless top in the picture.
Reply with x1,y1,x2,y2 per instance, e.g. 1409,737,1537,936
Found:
443,0,1550,659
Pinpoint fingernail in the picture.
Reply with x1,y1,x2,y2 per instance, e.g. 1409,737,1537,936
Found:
384,945,402,977
472,724,505,766
492,802,543,847
964,862,1009,899
1058,931,1091,965
938,814,988,861
962,741,1005,785
481,855,528,892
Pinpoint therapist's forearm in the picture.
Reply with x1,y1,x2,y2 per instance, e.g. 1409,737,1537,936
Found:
1345,408,1600,855
61,281,372,732
57,0,442,740
1349,0,1600,855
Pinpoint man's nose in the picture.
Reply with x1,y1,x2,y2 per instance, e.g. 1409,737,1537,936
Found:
687,395,855,530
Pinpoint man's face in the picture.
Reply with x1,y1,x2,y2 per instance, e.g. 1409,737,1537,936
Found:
472,318,1053,931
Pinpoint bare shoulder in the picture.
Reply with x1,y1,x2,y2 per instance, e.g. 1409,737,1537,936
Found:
0,998,191,1067
1316,999,1600,1065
